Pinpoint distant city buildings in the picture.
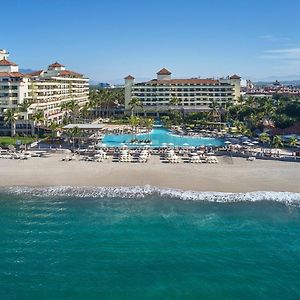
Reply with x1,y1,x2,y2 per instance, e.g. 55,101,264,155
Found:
124,68,241,115
0,50,89,135
243,80,300,98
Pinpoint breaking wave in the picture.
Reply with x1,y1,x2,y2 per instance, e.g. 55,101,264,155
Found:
1,185,300,205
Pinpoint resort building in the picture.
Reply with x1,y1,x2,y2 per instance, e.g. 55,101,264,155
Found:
26,62,89,123
0,50,89,135
0,50,29,115
124,68,241,115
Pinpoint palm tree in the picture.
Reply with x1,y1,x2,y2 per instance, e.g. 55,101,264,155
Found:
68,126,81,148
208,101,222,129
80,103,90,121
289,135,298,147
48,121,60,144
4,108,18,137
144,118,154,140
169,96,180,108
18,99,32,119
259,132,271,144
128,97,143,116
128,115,140,140
272,135,283,148
31,110,44,139
67,100,79,123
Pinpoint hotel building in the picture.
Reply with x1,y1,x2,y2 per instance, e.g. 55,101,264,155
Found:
0,50,89,135
125,68,241,115
27,62,89,123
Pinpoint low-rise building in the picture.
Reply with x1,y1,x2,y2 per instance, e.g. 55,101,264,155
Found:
124,68,241,115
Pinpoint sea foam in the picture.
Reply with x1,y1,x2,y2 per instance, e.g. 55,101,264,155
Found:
1,186,300,206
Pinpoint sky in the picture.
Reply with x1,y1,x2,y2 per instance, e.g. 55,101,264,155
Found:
3,0,300,83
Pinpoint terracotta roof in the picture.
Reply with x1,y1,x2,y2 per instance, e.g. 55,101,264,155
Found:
124,75,135,80
27,70,43,77
0,58,18,66
147,78,219,85
230,74,241,79
59,70,82,77
270,123,300,136
49,62,65,68
0,72,24,78
157,68,171,75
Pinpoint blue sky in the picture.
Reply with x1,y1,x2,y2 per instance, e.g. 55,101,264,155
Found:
3,0,300,82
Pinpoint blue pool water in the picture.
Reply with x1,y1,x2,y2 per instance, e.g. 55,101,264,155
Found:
103,127,224,147
1,187,300,300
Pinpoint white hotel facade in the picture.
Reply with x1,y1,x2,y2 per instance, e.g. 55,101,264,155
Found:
0,50,89,134
125,68,241,115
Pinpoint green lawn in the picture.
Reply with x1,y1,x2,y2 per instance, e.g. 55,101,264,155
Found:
0,136,37,146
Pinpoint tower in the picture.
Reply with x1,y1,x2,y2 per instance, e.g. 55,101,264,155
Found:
230,74,241,100
157,68,171,80
124,75,135,110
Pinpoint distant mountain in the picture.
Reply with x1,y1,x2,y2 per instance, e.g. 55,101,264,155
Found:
20,68,34,74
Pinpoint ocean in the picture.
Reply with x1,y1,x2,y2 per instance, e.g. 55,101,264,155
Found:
1,187,300,300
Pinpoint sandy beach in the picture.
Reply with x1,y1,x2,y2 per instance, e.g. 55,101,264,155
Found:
0,154,299,192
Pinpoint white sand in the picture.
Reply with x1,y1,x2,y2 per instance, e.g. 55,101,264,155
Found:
0,154,299,192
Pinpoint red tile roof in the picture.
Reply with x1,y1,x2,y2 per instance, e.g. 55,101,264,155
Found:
49,62,65,68
124,75,135,80
230,74,241,79
59,70,82,77
0,72,24,78
27,70,43,77
147,79,219,85
157,68,171,75
270,123,300,136
0,58,18,66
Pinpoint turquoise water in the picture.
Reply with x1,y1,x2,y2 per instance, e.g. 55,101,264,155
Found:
102,127,224,147
1,188,300,300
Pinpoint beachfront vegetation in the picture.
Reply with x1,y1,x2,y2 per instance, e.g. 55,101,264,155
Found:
161,95,300,137
0,136,36,147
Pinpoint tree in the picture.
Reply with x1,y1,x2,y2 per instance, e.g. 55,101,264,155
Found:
18,99,32,118
128,115,140,139
272,135,283,148
31,110,44,139
48,121,60,144
67,100,79,123
259,132,271,144
67,126,82,148
289,135,298,147
208,101,222,129
169,96,180,107
144,118,154,139
128,97,143,116
80,103,90,120
4,108,18,137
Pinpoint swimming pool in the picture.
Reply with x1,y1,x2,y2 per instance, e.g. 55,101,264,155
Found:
102,127,224,147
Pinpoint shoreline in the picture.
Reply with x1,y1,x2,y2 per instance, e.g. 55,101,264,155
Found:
0,154,299,193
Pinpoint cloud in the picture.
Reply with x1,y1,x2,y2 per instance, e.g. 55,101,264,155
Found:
260,35,274,40
260,48,300,60
260,35,290,42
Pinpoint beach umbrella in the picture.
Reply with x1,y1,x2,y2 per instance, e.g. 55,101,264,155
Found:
224,141,231,144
